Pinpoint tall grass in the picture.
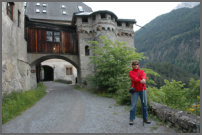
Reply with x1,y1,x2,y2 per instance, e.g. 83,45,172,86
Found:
2,83,46,124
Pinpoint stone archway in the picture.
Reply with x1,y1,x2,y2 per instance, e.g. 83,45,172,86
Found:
28,54,81,89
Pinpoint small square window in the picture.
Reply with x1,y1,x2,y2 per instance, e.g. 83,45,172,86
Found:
42,3,47,7
36,3,40,6
61,5,66,8
117,22,122,26
43,10,47,13
36,9,40,13
101,13,106,19
46,31,60,42
82,17,88,23
62,11,66,15
66,67,73,75
78,6,84,12
126,22,130,27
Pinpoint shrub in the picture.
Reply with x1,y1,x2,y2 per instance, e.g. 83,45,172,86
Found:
89,36,145,94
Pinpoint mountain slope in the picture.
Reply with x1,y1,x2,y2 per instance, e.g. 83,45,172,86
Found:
175,2,200,9
134,5,200,76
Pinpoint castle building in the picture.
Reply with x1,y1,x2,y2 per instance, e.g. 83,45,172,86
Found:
2,2,136,94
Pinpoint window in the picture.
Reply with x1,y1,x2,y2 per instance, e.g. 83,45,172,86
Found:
46,31,53,42
66,67,73,75
78,6,84,12
18,10,21,27
92,15,96,21
36,3,40,6
46,31,60,42
36,9,40,13
117,22,122,26
85,46,90,56
61,5,66,8
54,32,60,42
7,2,14,21
82,17,88,23
126,22,130,27
62,11,66,15
42,10,47,13
42,3,47,7
101,13,106,19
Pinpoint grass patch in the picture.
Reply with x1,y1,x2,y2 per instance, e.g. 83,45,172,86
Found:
151,126,159,131
55,79,72,84
108,105,112,108
2,83,47,124
96,91,114,98
74,84,82,90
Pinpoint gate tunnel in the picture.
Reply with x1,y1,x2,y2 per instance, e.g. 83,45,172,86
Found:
29,54,81,88
42,65,54,81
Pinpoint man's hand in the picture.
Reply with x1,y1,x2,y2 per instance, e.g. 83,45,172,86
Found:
140,79,146,84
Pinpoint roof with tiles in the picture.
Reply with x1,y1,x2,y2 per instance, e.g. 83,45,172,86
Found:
25,2,93,22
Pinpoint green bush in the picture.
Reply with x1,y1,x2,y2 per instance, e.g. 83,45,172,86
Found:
89,36,145,94
2,83,46,124
147,79,200,115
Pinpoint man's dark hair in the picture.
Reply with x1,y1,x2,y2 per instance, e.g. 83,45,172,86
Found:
132,60,139,65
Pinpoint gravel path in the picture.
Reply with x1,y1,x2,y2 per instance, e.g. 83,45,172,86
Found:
2,81,176,133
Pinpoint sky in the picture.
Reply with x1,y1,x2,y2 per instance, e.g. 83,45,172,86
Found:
84,2,181,32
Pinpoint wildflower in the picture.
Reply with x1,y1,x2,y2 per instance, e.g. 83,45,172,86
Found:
188,108,195,111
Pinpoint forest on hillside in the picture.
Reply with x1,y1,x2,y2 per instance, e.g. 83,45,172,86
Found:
134,5,200,78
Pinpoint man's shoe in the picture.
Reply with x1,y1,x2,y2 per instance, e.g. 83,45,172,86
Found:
144,119,151,124
129,120,134,125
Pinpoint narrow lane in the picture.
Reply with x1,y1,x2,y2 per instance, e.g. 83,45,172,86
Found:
2,82,176,133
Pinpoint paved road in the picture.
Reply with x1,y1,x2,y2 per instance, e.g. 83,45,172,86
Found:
2,82,176,133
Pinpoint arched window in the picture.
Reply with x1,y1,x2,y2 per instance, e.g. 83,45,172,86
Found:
7,2,14,21
85,46,90,56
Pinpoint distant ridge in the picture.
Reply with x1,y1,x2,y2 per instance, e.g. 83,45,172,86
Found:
174,2,200,9
134,5,200,76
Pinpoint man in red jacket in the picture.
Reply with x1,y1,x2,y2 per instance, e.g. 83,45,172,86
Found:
128,60,151,125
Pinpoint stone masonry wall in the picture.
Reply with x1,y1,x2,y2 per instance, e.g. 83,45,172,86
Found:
149,101,200,133
2,2,31,95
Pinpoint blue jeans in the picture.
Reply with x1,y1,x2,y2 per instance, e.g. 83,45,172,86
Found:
130,90,148,121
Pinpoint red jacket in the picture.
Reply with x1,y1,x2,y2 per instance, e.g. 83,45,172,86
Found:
129,68,147,91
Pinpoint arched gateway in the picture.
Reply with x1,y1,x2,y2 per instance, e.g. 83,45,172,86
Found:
28,53,81,88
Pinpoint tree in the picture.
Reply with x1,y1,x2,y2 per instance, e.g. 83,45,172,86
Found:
88,36,145,93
